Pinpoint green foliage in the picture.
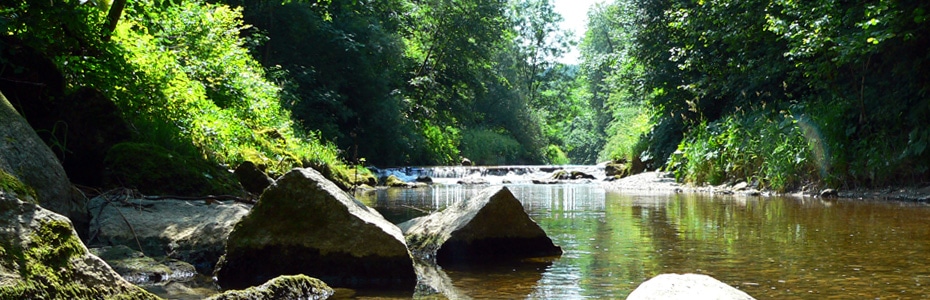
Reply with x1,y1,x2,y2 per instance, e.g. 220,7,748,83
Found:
5,0,347,189
545,145,570,165
602,0,930,188
668,108,817,192
419,122,461,165
103,142,241,196
601,104,650,162
230,0,415,166
459,128,523,166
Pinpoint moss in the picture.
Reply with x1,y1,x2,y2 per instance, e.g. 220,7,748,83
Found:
385,175,408,187
0,170,38,204
0,218,160,299
307,162,363,192
103,142,241,196
206,274,333,300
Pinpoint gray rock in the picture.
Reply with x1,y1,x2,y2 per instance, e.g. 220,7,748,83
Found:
415,175,434,184
820,188,838,198
400,186,562,265
457,177,489,185
214,168,416,290
731,182,749,191
89,245,196,285
0,192,159,299
235,161,273,195
205,275,333,300
88,196,250,273
0,91,86,234
627,273,755,300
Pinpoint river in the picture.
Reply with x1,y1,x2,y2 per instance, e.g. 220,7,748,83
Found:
356,180,930,299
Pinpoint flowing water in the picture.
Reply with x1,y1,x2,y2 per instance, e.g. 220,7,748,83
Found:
355,167,930,299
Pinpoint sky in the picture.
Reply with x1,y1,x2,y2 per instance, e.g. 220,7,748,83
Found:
552,0,606,65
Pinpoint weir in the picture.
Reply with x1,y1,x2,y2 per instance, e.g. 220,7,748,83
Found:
372,165,607,185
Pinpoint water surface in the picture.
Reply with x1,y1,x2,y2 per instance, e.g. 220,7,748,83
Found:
358,184,930,299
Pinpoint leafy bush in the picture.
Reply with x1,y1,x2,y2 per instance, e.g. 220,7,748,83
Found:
459,128,522,166
601,104,651,163
545,145,570,165
668,107,817,191
4,0,349,193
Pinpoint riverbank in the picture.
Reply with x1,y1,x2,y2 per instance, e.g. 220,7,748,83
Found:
604,171,930,202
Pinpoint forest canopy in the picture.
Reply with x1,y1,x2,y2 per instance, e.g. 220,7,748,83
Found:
2,0,927,192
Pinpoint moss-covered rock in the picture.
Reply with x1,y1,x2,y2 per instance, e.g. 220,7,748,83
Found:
206,275,333,300
385,175,408,187
215,168,416,290
0,192,160,299
103,142,241,196
0,169,37,204
307,162,376,192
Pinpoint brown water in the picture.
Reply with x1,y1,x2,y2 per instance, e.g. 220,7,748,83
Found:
357,184,930,299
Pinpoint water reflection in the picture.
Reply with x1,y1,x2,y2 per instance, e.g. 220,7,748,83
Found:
361,185,930,299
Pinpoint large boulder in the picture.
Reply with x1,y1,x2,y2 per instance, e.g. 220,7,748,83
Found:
0,192,159,299
87,196,251,273
627,273,755,300
0,91,87,235
214,168,417,290
205,275,333,300
400,186,562,265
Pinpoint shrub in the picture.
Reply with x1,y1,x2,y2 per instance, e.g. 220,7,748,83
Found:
459,128,522,166
668,107,817,192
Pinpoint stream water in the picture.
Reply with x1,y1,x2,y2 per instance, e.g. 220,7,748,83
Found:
354,167,930,299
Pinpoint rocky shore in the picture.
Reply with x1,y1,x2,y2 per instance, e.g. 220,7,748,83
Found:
604,171,930,202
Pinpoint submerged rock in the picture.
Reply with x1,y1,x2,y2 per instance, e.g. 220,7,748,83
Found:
89,245,196,285
400,186,562,265
0,192,159,299
214,168,417,290
627,273,755,300
206,275,333,300
88,196,250,273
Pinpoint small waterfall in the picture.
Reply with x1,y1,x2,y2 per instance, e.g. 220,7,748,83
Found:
372,165,606,185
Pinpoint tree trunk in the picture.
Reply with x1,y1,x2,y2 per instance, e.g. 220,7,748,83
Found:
101,0,128,42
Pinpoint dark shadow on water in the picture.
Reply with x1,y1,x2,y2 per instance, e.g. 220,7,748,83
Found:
415,256,555,299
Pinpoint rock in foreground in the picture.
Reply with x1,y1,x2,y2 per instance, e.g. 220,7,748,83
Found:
214,168,416,290
0,192,158,299
400,186,562,265
88,196,250,273
627,273,755,300
206,275,333,300
1,91,87,235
